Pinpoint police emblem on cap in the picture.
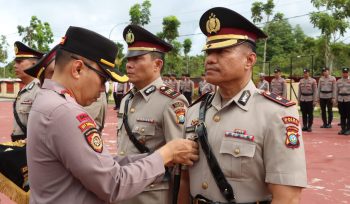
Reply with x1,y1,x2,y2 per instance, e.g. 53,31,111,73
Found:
14,45,18,54
206,13,221,34
126,29,135,44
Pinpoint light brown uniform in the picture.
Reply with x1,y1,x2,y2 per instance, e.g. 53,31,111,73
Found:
298,77,317,102
257,79,269,91
168,79,180,92
83,92,108,131
270,77,287,98
117,77,188,204
11,78,40,140
318,75,337,99
186,80,307,203
335,77,350,102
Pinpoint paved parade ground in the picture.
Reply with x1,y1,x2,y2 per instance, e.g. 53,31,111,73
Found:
0,100,350,204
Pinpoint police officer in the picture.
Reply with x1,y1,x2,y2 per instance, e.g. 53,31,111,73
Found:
26,26,198,204
257,72,269,91
117,24,189,204
168,73,180,92
182,73,195,104
162,73,170,86
270,68,287,98
11,41,44,142
182,7,307,204
298,68,317,132
318,67,336,128
335,68,350,135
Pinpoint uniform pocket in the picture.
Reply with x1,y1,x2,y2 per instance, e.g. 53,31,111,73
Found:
132,123,156,144
219,139,256,179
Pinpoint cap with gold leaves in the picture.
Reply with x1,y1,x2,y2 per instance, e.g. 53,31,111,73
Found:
123,24,172,58
199,7,267,51
59,26,128,83
24,44,59,78
14,41,44,60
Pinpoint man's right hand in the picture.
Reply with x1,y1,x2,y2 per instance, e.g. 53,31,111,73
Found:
156,139,199,167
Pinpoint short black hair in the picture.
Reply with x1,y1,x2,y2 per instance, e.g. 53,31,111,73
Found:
149,51,165,72
55,48,72,70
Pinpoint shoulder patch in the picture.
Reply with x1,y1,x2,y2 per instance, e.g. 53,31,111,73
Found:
159,86,180,99
261,91,296,107
189,92,212,107
84,128,103,153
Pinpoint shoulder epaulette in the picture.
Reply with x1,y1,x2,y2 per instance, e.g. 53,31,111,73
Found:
159,86,180,99
261,91,296,107
189,92,212,107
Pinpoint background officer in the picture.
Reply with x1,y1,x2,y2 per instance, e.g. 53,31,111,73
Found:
335,67,350,135
199,73,216,96
168,73,180,92
318,67,336,128
257,72,269,91
182,7,307,204
182,73,194,104
298,68,317,132
270,68,287,98
11,41,44,141
26,26,198,204
117,24,189,204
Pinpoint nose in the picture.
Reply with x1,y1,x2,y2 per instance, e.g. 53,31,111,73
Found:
205,52,217,65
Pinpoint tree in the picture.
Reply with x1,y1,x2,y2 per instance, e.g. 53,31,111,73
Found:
183,38,192,73
251,0,275,73
158,16,181,43
17,16,54,52
310,0,350,71
114,42,127,73
129,0,152,26
0,35,8,64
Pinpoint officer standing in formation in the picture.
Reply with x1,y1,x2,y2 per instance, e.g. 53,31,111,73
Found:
182,73,194,104
318,67,336,128
270,68,287,98
11,41,44,142
117,24,190,204
26,26,198,204
168,73,180,92
298,68,317,132
335,67,350,135
198,73,216,96
257,72,269,91
182,7,307,204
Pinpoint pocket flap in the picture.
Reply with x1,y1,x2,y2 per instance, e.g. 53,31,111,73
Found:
219,140,256,158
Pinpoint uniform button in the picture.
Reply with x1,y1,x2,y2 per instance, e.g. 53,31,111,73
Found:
140,128,145,133
149,184,155,188
130,108,135,113
119,151,125,156
234,148,240,155
213,115,220,122
202,182,208,190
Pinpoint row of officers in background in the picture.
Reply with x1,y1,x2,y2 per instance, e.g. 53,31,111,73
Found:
257,67,350,135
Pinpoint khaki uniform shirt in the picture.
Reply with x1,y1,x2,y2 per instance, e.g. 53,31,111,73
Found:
186,80,307,203
27,79,165,204
183,79,194,93
298,77,317,102
335,77,350,102
318,76,336,99
199,80,215,95
83,92,108,131
12,78,40,138
168,79,180,92
270,77,287,98
117,77,188,204
257,80,269,91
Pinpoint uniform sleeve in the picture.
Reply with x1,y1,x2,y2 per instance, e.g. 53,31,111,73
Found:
163,95,189,142
332,77,337,99
297,82,301,102
48,105,165,202
335,80,339,101
263,106,307,187
282,80,288,98
317,79,321,100
313,79,318,102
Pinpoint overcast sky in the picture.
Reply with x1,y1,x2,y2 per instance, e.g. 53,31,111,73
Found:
0,0,349,62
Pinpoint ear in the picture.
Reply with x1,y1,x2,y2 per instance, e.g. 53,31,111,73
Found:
71,60,84,79
154,58,163,72
245,52,256,70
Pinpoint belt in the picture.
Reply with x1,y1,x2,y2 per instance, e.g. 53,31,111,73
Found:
193,195,271,204
339,93,350,96
320,91,332,93
301,93,313,96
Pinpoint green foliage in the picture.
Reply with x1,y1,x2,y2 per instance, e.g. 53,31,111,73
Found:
0,35,8,64
0,61,15,78
17,16,54,52
159,16,180,43
129,0,152,26
183,38,192,56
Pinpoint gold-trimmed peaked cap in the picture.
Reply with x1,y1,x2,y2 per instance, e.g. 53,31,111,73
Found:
123,24,172,58
199,7,267,51
59,26,128,83
14,41,44,60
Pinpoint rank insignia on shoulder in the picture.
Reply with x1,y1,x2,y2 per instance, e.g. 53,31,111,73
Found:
144,85,156,96
159,86,180,99
225,129,255,142
282,116,299,126
84,128,103,153
285,126,300,149
261,91,296,107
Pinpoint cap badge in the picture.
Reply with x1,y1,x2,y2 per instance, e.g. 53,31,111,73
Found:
206,13,221,34
14,45,18,54
126,29,135,44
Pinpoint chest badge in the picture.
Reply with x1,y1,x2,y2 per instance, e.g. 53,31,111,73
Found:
225,129,254,142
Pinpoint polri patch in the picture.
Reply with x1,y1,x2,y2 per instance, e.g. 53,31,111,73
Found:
76,113,94,123
172,101,185,109
159,86,180,99
285,126,300,149
175,108,186,124
282,116,299,126
84,128,103,153
78,122,96,132
225,129,254,142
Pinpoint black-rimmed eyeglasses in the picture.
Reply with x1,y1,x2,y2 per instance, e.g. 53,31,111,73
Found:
71,56,110,83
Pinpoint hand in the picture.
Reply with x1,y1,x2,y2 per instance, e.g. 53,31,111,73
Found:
156,139,199,167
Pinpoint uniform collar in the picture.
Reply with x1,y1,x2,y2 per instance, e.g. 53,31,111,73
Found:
132,77,164,102
42,79,76,103
211,80,256,112
24,78,40,89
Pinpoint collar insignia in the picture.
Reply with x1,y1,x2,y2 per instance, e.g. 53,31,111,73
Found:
238,90,251,106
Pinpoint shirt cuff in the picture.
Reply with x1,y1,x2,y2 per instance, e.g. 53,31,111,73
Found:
266,172,308,188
